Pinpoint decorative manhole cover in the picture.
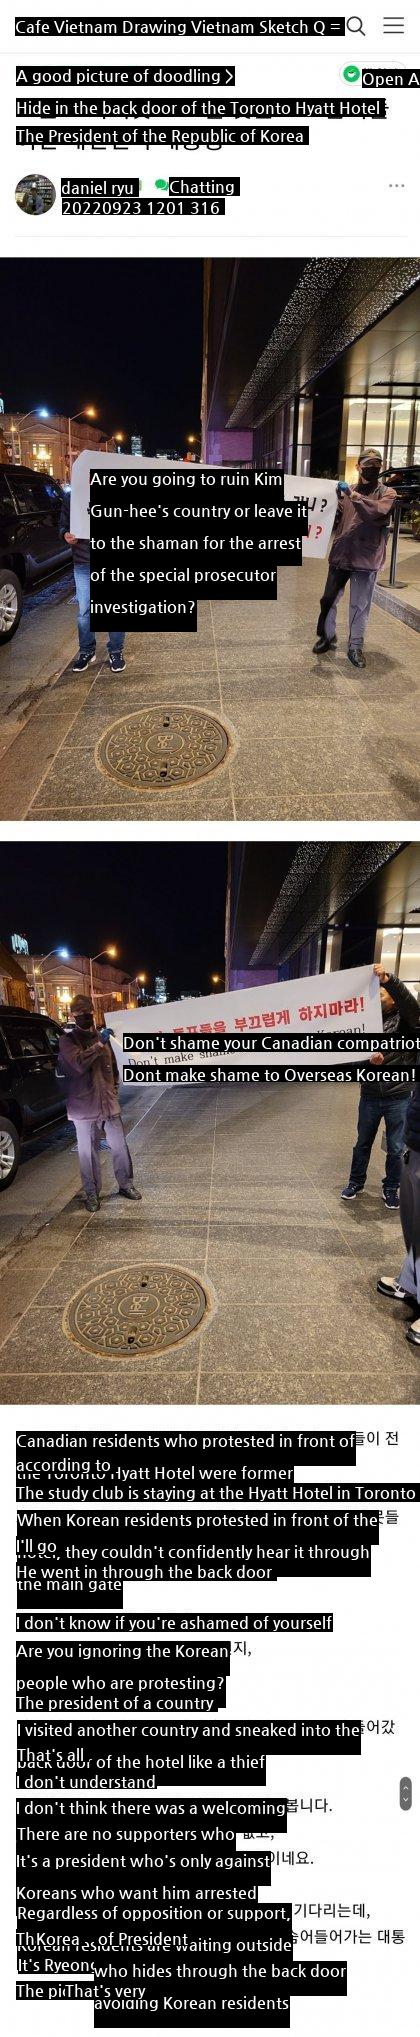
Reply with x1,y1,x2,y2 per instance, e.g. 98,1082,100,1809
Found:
95,705,229,788
63,1263,208,1358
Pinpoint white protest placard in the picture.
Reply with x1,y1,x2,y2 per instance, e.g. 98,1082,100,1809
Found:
71,453,338,558
108,964,382,1076
284,474,338,556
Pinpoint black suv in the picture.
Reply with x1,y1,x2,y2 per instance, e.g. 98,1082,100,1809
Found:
0,1008,67,1187
0,465,71,643
383,464,420,534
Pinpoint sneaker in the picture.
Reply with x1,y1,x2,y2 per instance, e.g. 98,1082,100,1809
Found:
377,1276,410,1301
341,1183,363,1200
72,650,96,671
348,646,366,670
382,1188,399,1210
108,651,126,672
119,1184,142,1202
406,1318,420,1346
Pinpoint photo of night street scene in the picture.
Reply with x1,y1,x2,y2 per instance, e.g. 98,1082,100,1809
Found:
2,836,420,1406
0,254,420,822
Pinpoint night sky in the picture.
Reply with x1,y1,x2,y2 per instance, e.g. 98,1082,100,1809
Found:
1,260,204,451
2,841,228,996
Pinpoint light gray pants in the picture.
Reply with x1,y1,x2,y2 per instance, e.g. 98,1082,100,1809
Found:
73,1114,133,1198
398,1147,420,1307
324,568,377,648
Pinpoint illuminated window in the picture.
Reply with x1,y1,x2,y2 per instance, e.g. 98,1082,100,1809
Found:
387,402,412,465
345,397,389,482
398,928,420,1000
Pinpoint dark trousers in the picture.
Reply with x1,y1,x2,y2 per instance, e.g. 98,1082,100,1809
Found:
317,564,349,638
349,1090,407,1193
398,1147,420,1306
72,1113,133,1198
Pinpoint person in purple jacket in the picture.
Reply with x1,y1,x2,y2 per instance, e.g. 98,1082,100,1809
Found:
313,449,397,670
58,995,141,1212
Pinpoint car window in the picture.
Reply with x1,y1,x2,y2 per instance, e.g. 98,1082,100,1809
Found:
41,479,62,507
9,476,41,516
30,476,61,513
1,1020,49,1058
0,471,14,511
42,1020,61,1050
0,1025,10,1068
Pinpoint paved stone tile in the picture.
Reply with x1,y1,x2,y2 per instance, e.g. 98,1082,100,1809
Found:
2,559,418,819
0,1356,199,1405
2,1084,418,1405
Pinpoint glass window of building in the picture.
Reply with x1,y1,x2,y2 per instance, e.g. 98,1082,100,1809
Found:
380,926,402,974
398,928,420,1000
387,401,412,465
345,398,367,480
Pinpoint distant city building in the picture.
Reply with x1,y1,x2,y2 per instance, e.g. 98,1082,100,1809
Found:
155,449,182,463
11,932,29,956
1,413,120,484
154,975,168,1003
14,951,138,1027
131,435,143,456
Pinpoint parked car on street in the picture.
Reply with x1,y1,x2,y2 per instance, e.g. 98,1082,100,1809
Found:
0,1007,66,1186
0,466,71,643
383,463,420,538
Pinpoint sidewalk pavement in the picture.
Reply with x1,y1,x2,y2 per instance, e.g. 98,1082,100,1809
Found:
1,1082,418,1407
0,561,419,820
0,572,75,762
377,533,420,632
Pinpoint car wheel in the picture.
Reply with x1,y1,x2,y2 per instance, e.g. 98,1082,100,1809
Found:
0,568,23,643
0,1116,21,1187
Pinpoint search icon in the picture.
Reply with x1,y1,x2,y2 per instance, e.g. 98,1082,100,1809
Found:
346,13,366,28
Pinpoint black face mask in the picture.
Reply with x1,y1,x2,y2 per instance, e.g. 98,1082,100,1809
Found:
359,464,381,489
74,1013,95,1034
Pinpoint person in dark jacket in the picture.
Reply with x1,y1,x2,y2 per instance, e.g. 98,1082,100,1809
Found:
377,1068,420,1344
313,449,396,670
59,488,126,674
58,994,141,1212
341,966,419,1210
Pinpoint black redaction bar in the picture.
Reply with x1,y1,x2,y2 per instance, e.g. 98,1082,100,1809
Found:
15,19,347,39
362,67,420,84
123,1031,420,1051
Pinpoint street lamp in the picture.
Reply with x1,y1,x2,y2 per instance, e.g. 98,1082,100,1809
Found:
89,946,118,1019
9,407,51,463
32,945,70,1012
68,406,97,476
210,972,223,986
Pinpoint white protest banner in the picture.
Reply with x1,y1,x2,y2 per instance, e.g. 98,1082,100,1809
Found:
284,475,338,557
108,965,383,1077
71,453,338,559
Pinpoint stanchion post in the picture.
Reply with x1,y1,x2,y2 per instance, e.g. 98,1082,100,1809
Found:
389,497,402,586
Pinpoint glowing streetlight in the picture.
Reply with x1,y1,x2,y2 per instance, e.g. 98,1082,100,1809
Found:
68,406,97,475
41,945,70,963
89,945,118,1014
